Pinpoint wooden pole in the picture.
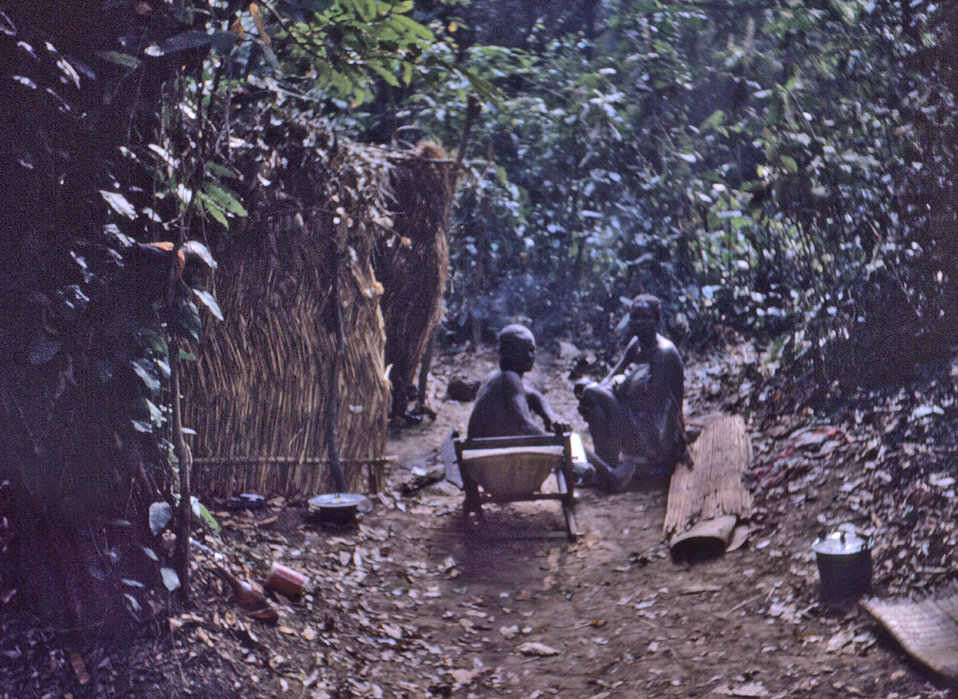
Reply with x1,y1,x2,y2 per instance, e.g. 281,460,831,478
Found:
325,244,348,493
414,95,482,411
453,94,482,181
170,334,191,602
169,230,191,602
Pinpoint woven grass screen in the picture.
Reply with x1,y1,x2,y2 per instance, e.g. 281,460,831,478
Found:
184,136,453,497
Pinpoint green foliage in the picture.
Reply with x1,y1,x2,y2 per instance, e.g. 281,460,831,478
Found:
396,0,957,391
0,1,236,626
225,0,442,107
3,0,956,628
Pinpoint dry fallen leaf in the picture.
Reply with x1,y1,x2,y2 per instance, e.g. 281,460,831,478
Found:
451,668,476,685
381,623,403,640
516,642,559,657
731,681,769,697
199,627,218,648
69,652,90,686
826,629,854,653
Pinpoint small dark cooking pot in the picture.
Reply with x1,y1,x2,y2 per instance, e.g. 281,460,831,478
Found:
308,493,365,524
812,530,872,600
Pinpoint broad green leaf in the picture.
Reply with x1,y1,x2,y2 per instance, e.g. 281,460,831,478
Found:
700,110,725,130
201,182,247,216
100,190,137,218
354,0,376,22
95,51,141,69
131,419,153,433
161,567,181,592
139,329,168,356
780,155,799,173
204,161,237,179
173,298,202,344
190,496,220,533
370,62,401,87
197,193,229,228
130,358,161,394
182,240,217,270
387,14,435,42
149,501,173,535
145,30,214,57
141,398,164,426
192,288,224,321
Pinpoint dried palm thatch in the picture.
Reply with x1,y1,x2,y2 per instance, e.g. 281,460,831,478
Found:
376,142,454,416
184,134,453,497
664,414,753,553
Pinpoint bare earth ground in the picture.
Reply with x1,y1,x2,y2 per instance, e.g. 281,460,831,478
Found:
2,343,956,698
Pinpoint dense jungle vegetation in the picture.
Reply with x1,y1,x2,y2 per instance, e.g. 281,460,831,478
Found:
0,0,955,632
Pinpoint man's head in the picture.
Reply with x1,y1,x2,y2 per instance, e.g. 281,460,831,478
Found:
498,324,536,374
628,294,661,340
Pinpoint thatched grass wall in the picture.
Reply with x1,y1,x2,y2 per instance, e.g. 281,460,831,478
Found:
184,135,453,497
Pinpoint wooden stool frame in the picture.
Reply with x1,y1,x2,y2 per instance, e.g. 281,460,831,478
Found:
444,430,578,540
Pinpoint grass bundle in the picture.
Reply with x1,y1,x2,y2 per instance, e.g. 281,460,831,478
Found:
377,143,454,413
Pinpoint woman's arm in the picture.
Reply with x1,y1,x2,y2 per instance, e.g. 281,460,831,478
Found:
600,336,640,386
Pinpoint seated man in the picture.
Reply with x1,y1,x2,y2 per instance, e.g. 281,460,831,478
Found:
467,324,560,439
576,294,689,491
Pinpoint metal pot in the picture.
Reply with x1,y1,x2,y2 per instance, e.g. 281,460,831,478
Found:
308,493,365,524
812,530,872,600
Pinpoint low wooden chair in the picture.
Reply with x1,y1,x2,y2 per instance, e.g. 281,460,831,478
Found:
442,430,581,539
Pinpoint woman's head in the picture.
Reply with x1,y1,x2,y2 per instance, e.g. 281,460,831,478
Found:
628,294,661,338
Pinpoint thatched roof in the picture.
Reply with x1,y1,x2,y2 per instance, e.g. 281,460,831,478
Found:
185,133,454,497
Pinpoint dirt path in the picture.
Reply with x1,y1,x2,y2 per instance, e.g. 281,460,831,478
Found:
326,346,949,698
3,346,954,698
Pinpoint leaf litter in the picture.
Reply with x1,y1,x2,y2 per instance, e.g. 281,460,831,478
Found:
2,344,957,696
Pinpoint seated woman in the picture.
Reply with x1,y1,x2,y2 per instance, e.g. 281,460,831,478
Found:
467,324,559,439
576,294,689,491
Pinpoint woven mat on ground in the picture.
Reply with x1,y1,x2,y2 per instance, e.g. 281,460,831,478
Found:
863,591,958,680
664,414,752,555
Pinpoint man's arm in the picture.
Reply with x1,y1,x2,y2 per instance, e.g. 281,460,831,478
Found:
525,386,558,430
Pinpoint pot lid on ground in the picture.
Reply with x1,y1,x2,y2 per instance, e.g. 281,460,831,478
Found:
309,493,365,509
812,530,869,555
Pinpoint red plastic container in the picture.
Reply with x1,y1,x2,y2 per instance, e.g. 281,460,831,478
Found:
264,562,309,599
